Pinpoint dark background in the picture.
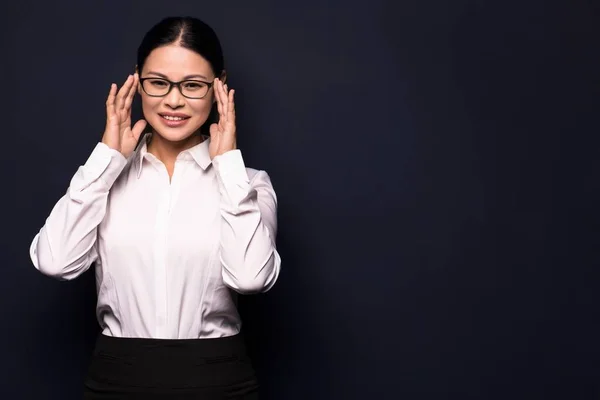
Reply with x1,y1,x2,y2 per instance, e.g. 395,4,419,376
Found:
2,0,600,398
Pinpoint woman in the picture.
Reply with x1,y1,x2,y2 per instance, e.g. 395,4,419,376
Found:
29,16,281,399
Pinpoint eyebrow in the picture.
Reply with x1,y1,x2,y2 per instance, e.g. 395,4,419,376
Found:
146,71,210,80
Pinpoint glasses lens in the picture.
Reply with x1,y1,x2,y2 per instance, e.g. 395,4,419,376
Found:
142,78,170,96
181,81,209,99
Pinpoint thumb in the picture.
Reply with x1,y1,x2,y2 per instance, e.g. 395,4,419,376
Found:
209,123,219,140
131,119,147,141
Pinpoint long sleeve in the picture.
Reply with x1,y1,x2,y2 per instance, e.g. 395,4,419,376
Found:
212,150,282,294
30,142,127,281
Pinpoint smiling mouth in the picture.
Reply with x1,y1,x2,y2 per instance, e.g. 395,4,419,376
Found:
160,114,190,121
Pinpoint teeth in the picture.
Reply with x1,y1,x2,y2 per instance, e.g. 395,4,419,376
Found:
162,115,185,121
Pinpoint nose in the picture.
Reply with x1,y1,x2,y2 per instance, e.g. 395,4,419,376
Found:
164,85,185,108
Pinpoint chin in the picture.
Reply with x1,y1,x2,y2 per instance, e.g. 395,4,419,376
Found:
153,128,198,143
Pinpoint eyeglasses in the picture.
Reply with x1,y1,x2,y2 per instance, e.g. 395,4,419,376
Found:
139,77,214,99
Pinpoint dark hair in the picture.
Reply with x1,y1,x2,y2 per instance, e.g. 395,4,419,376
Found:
136,16,225,136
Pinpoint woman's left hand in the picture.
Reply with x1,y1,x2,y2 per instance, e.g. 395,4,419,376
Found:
209,78,237,159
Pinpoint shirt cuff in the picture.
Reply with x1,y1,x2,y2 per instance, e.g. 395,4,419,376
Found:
212,150,250,185
70,142,127,192
212,150,253,210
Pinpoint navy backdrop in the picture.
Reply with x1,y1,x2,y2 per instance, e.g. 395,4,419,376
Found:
3,0,600,399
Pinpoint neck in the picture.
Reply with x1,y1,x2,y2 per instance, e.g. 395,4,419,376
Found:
147,132,204,177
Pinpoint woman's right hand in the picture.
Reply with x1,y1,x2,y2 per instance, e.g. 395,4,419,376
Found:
102,73,147,158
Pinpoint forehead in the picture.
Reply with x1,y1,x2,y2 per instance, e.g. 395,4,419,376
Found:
142,44,213,78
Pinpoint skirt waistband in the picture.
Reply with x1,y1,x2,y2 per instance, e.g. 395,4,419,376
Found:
85,332,257,392
93,332,248,360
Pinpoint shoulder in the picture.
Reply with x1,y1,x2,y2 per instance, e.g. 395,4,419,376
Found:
245,167,277,202
245,165,275,186
213,150,273,184
246,167,267,182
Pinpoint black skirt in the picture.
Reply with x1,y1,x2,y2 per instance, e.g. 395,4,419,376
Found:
83,332,259,399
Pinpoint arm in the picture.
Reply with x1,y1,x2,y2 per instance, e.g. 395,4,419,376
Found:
212,150,282,294
31,74,144,281
29,143,127,280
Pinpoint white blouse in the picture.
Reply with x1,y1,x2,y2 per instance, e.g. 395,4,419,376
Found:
29,135,281,339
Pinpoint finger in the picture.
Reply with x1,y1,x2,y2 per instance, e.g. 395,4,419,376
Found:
116,75,133,110
209,122,219,138
220,81,229,117
115,76,129,111
228,89,235,122
124,73,138,110
106,83,117,116
131,119,147,141
105,84,119,129
214,79,224,116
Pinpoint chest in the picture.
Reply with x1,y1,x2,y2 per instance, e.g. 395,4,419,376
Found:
98,166,223,266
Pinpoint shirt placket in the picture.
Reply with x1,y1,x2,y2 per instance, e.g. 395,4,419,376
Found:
153,162,181,338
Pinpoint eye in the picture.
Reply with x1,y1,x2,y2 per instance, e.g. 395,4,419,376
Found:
182,81,207,91
149,79,168,87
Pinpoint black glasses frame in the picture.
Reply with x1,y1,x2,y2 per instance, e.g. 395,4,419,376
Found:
139,77,214,99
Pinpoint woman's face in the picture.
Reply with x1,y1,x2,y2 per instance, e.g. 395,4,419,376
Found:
138,44,216,143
